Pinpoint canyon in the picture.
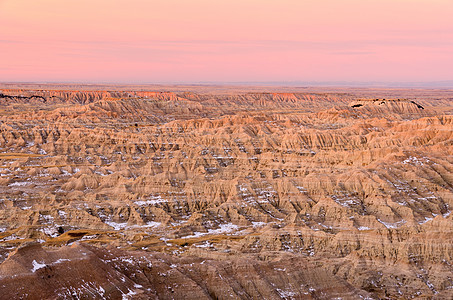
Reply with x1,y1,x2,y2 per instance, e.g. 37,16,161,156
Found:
0,84,452,299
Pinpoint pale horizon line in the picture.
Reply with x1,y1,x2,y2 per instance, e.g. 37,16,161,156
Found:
1,80,453,89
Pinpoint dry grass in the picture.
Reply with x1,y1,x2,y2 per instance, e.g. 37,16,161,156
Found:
125,235,165,251
0,232,13,240
0,238,35,246
0,226,37,239
0,153,44,159
44,229,109,246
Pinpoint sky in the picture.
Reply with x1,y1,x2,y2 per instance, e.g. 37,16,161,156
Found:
0,0,452,84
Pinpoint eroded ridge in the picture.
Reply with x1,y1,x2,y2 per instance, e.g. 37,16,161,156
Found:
0,87,452,299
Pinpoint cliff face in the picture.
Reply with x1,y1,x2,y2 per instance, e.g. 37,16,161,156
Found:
0,88,452,299
0,89,126,104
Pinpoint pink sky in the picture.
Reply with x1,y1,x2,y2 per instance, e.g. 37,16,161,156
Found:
1,0,452,83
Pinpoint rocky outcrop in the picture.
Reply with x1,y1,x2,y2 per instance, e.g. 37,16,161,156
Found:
348,98,433,120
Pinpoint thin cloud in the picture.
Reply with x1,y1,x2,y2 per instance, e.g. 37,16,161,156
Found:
331,51,375,55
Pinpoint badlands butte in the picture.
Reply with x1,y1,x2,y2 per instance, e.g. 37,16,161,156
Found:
0,84,452,299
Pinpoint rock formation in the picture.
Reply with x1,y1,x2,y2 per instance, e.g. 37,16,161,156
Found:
0,85,452,299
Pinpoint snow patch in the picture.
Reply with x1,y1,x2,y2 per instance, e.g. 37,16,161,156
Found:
31,260,46,272
195,241,213,248
183,223,240,239
402,156,428,166
105,221,128,230
134,195,167,206
276,288,296,299
122,289,137,300
8,181,30,187
252,222,267,227
358,226,371,231
40,227,59,237
419,217,434,224
377,219,406,229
